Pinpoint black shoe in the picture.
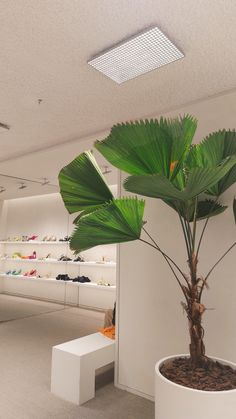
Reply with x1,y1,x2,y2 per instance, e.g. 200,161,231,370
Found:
56,273,70,281
59,236,70,242
79,276,91,283
58,255,72,261
73,255,84,262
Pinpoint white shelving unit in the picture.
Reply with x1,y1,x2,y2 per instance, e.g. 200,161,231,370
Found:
0,239,116,310
0,241,69,244
0,192,117,310
0,257,116,267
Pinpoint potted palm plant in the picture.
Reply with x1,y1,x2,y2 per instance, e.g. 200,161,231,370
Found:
59,115,236,419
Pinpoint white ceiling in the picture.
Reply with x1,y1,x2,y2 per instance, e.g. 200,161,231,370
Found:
1,87,236,200
0,0,236,162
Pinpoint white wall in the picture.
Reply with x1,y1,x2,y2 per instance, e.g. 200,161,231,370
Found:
117,91,236,399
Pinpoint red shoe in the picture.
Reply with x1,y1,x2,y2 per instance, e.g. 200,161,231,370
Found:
29,251,37,259
27,235,38,241
29,269,37,276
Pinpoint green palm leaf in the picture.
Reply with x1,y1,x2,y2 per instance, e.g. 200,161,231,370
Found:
124,173,183,200
70,198,145,252
184,159,236,198
95,115,197,178
59,151,113,214
187,130,236,195
165,199,227,221
189,199,227,221
124,158,236,201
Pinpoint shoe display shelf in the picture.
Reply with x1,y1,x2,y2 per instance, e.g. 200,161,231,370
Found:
0,241,69,245
0,257,116,267
0,241,116,310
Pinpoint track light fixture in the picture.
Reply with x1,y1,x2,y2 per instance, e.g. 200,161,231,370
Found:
19,183,27,190
101,165,112,175
41,178,50,186
0,122,10,132
0,186,6,193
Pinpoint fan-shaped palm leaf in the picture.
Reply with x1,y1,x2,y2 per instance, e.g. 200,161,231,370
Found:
124,158,236,201
165,199,227,221
95,115,197,179
187,130,236,195
70,198,145,252
59,151,113,214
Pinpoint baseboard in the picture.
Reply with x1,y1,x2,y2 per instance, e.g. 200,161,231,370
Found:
115,382,154,402
0,291,106,312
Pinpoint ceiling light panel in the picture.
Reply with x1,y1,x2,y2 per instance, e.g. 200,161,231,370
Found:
88,26,184,84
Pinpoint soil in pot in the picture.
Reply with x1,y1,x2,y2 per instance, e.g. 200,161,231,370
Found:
160,357,236,391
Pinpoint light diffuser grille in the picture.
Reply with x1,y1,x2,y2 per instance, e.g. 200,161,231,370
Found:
88,26,184,84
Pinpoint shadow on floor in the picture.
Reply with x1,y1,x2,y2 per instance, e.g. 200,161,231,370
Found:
96,362,115,390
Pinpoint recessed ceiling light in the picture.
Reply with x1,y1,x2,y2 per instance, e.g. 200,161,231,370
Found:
0,122,10,132
88,26,184,84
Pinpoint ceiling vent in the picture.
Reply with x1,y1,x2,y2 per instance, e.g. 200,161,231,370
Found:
88,26,184,84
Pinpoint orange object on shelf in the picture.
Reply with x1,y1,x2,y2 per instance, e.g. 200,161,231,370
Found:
99,326,115,340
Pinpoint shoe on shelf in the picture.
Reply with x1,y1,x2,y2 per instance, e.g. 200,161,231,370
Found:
79,276,91,283
73,255,84,262
13,236,21,241
56,274,71,281
29,269,37,277
12,269,22,275
59,236,70,242
6,270,12,275
58,255,72,261
29,251,37,260
27,235,38,241
47,236,57,242
12,252,22,259
24,269,37,277
97,279,111,286
22,235,28,241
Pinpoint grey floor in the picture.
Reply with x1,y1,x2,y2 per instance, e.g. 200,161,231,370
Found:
0,294,154,419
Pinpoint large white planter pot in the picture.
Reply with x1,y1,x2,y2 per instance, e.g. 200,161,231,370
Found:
155,354,236,419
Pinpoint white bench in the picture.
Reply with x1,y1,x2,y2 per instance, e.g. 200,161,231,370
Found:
51,332,115,405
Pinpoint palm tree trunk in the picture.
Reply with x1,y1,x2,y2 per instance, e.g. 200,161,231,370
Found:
188,253,206,365
188,301,205,364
